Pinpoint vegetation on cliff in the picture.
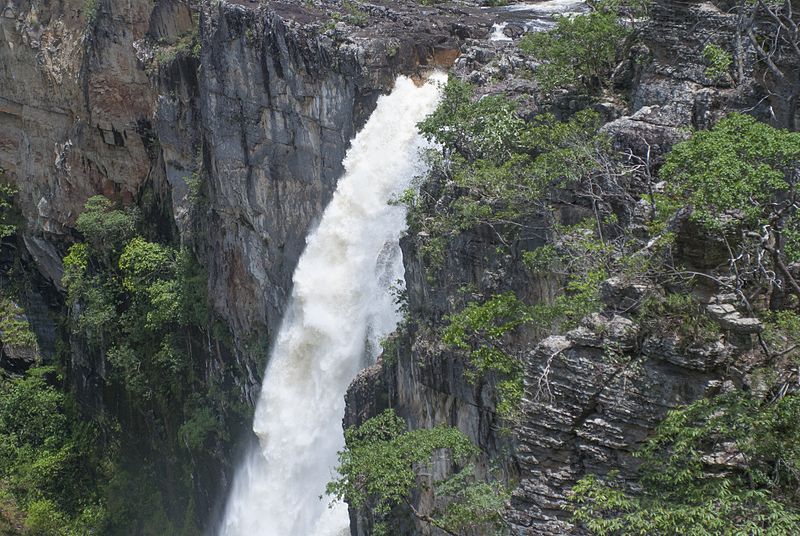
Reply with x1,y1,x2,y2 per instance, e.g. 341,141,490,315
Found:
0,192,247,534
570,108,800,536
329,409,509,535
391,0,800,526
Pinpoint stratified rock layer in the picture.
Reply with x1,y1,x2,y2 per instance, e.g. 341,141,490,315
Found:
343,1,783,534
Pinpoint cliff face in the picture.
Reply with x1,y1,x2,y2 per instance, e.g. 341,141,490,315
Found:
184,1,480,397
0,0,485,529
0,0,478,390
343,1,785,535
0,0,172,282
4,0,789,533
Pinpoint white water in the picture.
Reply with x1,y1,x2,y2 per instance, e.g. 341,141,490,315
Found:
484,0,589,39
489,22,512,41
219,73,446,536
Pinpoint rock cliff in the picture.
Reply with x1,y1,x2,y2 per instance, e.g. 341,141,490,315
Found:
2,0,796,533
0,0,487,529
343,1,794,535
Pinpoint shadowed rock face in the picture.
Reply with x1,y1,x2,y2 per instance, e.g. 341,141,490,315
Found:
0,0,492,527
163,0,489,402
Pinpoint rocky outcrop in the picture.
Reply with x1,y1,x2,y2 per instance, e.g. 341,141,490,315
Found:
343,1,784,535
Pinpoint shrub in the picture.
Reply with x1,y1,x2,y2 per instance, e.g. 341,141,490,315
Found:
327,409,506,535
413,78,615,266
155,29,201,65
571,390,800,534
75,196,138,260
702,43,732,81
520,4,630,94
83,0,99,24
663,113,800,230
443,292,532,417
0,179,19,239
0,298,38,349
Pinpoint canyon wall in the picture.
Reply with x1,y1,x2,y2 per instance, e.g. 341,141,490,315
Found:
343,1,786,534
0,0,482,528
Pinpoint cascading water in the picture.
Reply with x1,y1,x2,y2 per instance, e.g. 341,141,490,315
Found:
219,73,446,536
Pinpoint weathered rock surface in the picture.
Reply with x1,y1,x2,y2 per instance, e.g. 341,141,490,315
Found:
1,0,495,528
343,1,783,535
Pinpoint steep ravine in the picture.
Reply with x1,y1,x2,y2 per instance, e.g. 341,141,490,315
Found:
0,0,486,531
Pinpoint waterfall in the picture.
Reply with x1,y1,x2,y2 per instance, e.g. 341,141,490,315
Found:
219,73,445,536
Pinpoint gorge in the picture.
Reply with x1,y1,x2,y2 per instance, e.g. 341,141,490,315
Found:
0,0,799,535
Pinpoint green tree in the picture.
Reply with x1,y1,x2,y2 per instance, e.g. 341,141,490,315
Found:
0,368,109,533
419,77,525,161
520,4,630,94
662,113,800,308
327,409,507,536
75,196,138,262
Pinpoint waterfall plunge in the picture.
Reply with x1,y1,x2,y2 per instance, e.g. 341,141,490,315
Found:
219,73,446,536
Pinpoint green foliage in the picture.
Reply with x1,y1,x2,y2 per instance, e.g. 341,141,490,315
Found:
0,368,109,534
328,409,506,535
328,1,368,27
61,244,88,294
522,245,557,273
155,29,201,65
443,292,531,417
343,1,368,27
185,172,206,208
644,193,683,235
178,406,223,452
75,196,138,260
520,3,630,94
102,466,176,535
83,0,99,24
544,221,615,328
64,197,210,391
763,310,800,359
412,77,614,270
702,43,732,81
433,465,510,533
50,194,237,533
0,298,37,350
419,78,526,161
662,113,800,230
0,368,66,450
571,390,800,535
0,176,19,240
59,196,226,525
24,499,68,535
661,113,800,306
